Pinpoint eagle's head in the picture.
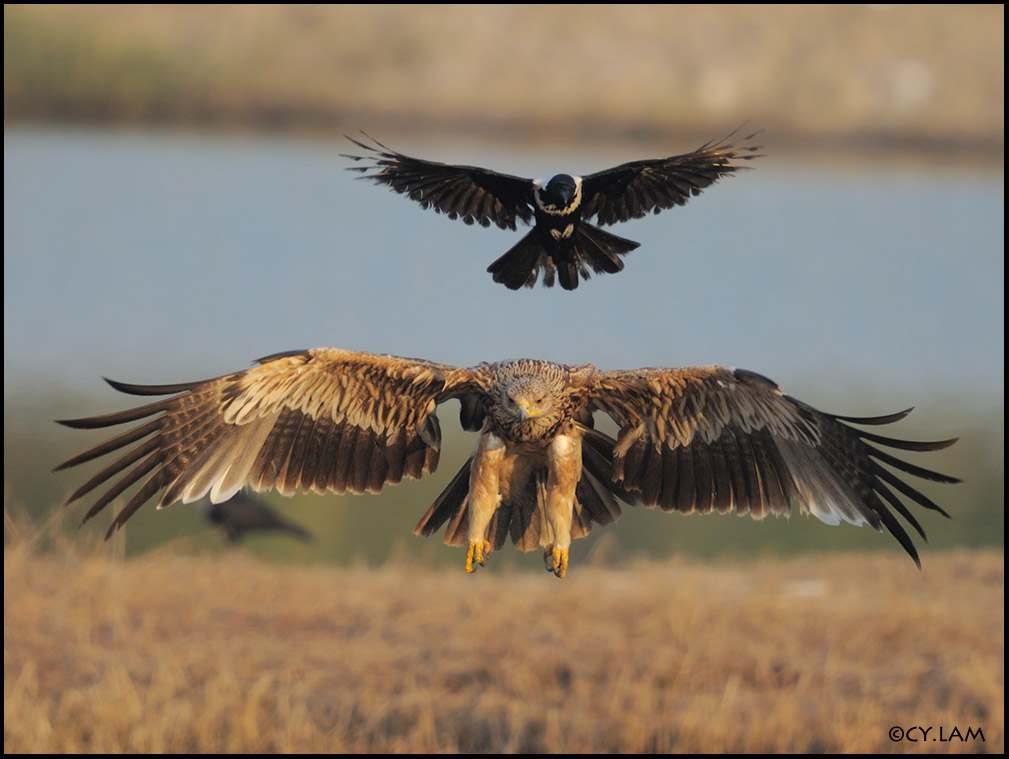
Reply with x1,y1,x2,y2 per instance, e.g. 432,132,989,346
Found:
504,375,552,424
482,360,597,443
488,360,573,442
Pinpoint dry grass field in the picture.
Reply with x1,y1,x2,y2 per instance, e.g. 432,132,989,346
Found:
4,519,1002,753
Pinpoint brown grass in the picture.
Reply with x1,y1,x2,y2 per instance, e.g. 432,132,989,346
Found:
4,522,1003,753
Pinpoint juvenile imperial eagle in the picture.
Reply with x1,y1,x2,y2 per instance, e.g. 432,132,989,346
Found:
55,348,957,577
344,133,761,291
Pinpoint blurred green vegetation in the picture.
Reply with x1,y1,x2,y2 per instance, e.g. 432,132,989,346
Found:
4,6,213,124
5,383,1002,570
4,5,1004,152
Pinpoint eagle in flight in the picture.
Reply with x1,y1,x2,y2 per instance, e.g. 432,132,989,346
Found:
344,132,761,291
56,348,956,577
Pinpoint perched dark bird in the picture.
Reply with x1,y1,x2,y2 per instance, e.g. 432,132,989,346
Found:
55,348,957,577
344,132,761,290
202,492,312,544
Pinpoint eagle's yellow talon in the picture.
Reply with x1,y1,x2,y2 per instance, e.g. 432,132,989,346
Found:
466,540,492,573
544,545,568,578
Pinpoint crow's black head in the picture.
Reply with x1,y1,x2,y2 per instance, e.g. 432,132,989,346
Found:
542,174,578,207
532,174,581,215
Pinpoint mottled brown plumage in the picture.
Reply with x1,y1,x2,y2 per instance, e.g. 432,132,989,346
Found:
55,348,958,576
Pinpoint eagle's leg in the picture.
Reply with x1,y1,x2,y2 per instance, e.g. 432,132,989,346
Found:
543,433,582,578
466,432,505,573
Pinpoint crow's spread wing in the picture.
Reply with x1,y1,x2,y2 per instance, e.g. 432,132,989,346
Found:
344,135,536,230
579,133,762,226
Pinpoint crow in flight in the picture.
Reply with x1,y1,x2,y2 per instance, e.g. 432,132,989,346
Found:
344,132,761,290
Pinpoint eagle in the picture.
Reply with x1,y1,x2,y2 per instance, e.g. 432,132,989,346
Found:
202,492,312,544
55,348,957,577
343,133,761,291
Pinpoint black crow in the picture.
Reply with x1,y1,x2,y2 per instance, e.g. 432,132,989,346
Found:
344,131,761,290
202,492,312,544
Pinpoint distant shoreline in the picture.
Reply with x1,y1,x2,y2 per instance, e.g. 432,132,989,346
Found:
5,118,1003,171
5,5,1003,164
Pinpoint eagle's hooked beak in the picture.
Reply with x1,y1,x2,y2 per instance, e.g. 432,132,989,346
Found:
516,400,539,424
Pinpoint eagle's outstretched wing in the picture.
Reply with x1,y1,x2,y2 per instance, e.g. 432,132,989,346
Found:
578,132,762,227
343,135,535,230
54,348,482,537
585,365,958,566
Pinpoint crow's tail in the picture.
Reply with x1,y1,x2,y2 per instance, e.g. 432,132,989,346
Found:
487,224,639,291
